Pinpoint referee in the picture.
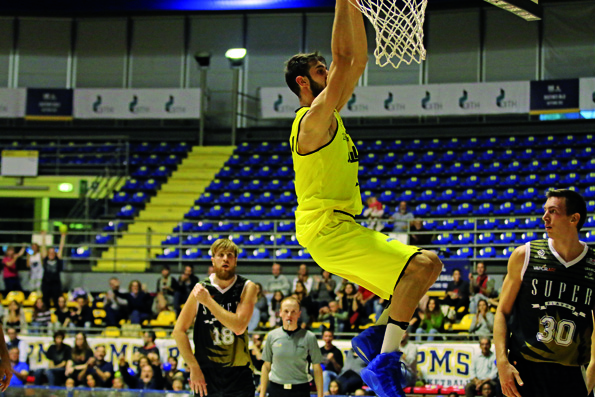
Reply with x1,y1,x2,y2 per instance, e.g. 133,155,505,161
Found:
259,297,323,397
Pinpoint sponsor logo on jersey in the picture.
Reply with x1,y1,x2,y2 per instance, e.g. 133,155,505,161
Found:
536,249,547,259
533,264,555,272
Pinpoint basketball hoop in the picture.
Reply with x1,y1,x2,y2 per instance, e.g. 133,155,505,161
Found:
349,0,428,69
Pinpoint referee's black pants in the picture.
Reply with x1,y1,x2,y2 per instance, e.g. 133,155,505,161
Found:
267,381,311,397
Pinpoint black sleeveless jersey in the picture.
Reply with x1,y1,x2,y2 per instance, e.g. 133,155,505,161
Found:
193,274,253,369
509,239,595,366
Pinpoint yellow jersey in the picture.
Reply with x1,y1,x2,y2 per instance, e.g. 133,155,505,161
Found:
290,107,363,247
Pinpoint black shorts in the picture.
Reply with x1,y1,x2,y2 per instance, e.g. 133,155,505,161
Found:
509,353,592,397
201,364,255,397
267,381,311,397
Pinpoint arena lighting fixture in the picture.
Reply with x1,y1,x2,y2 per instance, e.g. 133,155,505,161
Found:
225,48,247,67
484,0,542,21
58,182,73,192
194,51,211,68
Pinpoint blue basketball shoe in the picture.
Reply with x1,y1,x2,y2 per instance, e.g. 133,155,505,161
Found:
360,351,407,397
351,325,386,364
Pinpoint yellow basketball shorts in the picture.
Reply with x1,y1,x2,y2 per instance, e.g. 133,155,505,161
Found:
305,211,421,300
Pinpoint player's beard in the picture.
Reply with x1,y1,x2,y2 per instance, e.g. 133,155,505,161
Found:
215,266,236,281
310,79,325,98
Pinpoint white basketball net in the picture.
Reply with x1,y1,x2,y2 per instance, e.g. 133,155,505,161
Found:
349,0,428,69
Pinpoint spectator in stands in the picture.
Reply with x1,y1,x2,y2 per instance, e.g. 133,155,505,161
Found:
416,297,444,341
292,263,313,293
293,280,316,329
34,330,71,386
8,346,28,387
6,327,28,364
78,345,114,388
399,331,417,387
355,285,377,320
27,242,43,292
337,283,366,330
363,196,385,232
115,280,152,324
54,295,70,329
389,201,414,232
250,283,269,329
174,265,199,315
469,262,496,313
318,300,348,333
139,331,159,358
3,301,26,334
265,263,291,296
269,290,284,327
30,298,52,333
41,230,66,310
328,379,342,395
171,375,185,391
335,350,366,395
2,246,25,293
250,333,264,387
320,330,343,393
152,290,174,318
442,268,470,319
65,332,93,385
156,265,178,308
409,219,433,246
481,382,496,397
119,355,162,390
163,356,179,390
104,277,128,327
465,337,497,397
85,373,98,388
66,295,93,330
312,270,336,308
469,299,494,337
112,375,125,389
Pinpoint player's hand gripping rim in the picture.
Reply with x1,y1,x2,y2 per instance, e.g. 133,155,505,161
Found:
499,360,523,397
189,366,208,396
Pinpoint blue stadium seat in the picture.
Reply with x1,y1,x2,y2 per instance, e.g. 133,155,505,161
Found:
257,166,273,178
481,175,500,187
517,148,534,161
397,190,414,202
443,176,460,188
171,142,188,153
276,166,292,178
244,234,265,246
460,150,476,162
370,165,387,177
520,174,540,187
504,136,519,148
255,142,272,154
409,164,425,175
506,161,522,174
116,205,136,218
437,220,459,231
587,202,595,215
379,190,396,203
543,173,560,185
286,235,300,246
499,232,516,244
206,179,224,192
360,153,377,165
275,249,293,260
448,162,463,175
132,166,150,178
255,192,274,205
247,205,265,218
559,147,575,159
563,159,581,172
381,152,397,164
254,221,274,233
455,233,473,245
459,189,477,201
474,203,494,216
185,205,205,219
111,192,130,204
584,186,595,198
156,142,171,153
499,149,515,161
234,221,254,232
228,234,245,245
278,221,295,232
193,221,213,232
518,232,538,244
367,140,384,152
432,203,452,216
578,134,594,145
246,180,264,191
145,155,162,166
95,233,113,245
461,176,479,188
427,138,441,150
361,190,373,203
284,180,295,191
521,217,540,229
205,205,224,218
428,163,446,175
271,234,286,246
441,151,456,162
164,154,180,167
385,177,401,190
415,203,431,217
500,218,519,229
183,249,202,260
477,188,496,201
478,233,494,244
517,202,537,215
246,154,263,166
537,148,556,160
444,138,460,150
498,188,517,201
501,174,520,187
453,203,473,216
267,154,283,166
150,166,169,179
217,192,234,204
544,160,561,173
521,136,537,147
478,246,497,258
238,166,253,178
248,248,270,260
226,154,242,166
584,231,595,243
478,218,499,230
267,205,287,218
452,247,473,258
486,161,504,174
161,235,180,246
438,189,456,201
390,164,407,177
234,192,252,205
278,191,296,204
483,137,499,148
265,179,283,192
423,219,437,230
185,234,203,245
460,219,475,230
157,248,179,259
495,202,514,215
121,178,140,191
226,179,243,191
479,149,496,162
362,177,381,190
236,248,248,259
421,151,437,163
402,151,416,164
388,139,405,151
409,139,423,150
419,190,436,202
577,147,594,159
422,176,440,189
141,179,159,191
500,247,516,258
431,233,453,245
526,160,541,173
519,187,537,201
228,205,245,218
236,142,252,154
134,142,151,153
294,249,312,260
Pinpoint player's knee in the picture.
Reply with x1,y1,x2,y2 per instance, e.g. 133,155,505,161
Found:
411,250,442,278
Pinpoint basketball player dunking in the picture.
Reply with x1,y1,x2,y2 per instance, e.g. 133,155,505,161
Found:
495,189,595,397
284,1,442,396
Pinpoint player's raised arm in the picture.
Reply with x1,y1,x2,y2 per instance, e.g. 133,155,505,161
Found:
494,245,526,397
587,311,595,394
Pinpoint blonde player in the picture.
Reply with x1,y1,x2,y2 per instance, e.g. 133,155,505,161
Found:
284,1,442,396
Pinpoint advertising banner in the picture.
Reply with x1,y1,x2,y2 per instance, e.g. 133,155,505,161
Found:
74,89,201,119
259,87,301,119
579,77,595,111
0,88,26,118
530,79,580,114
1,150,39,177
25,88,73,121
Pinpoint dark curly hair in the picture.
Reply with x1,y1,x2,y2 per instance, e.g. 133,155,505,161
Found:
284,51,327,97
